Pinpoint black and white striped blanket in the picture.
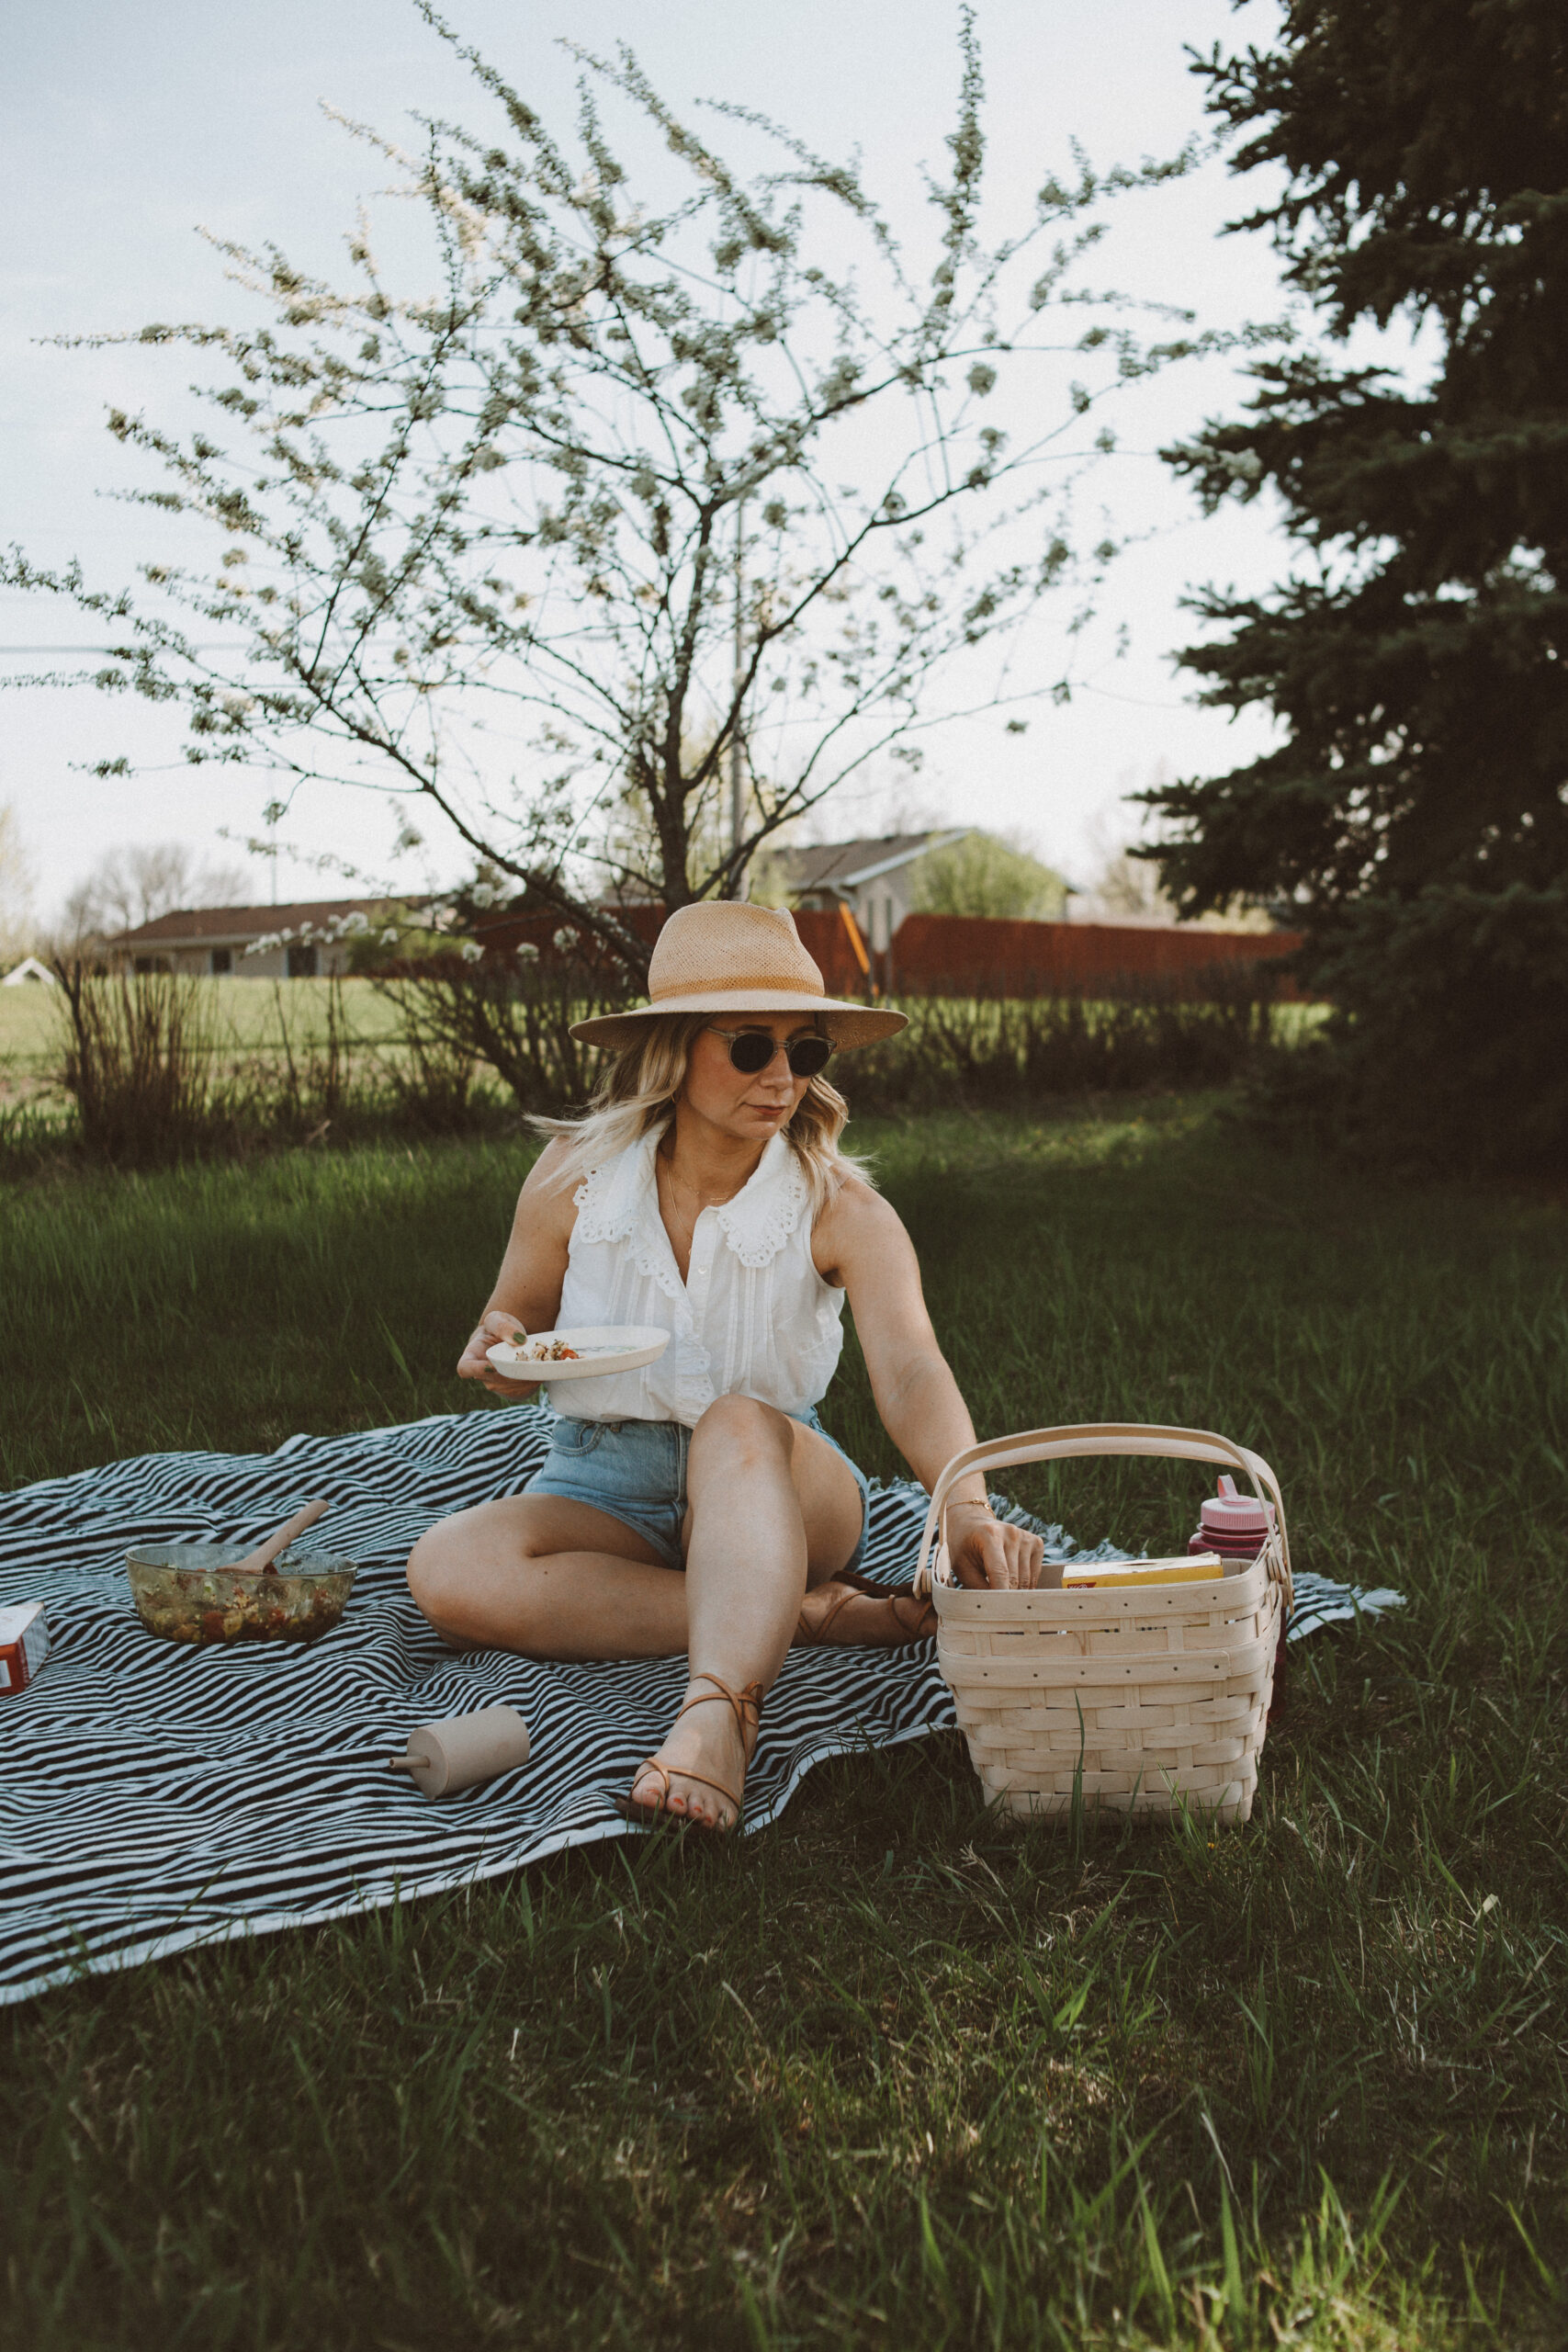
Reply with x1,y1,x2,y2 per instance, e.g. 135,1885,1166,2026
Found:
0,1407,1401,2007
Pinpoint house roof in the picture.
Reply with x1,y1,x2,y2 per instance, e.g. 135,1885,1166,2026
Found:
770,832,969,895
110,899,398,947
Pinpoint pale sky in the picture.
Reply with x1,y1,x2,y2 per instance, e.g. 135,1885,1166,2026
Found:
1,0,1305,922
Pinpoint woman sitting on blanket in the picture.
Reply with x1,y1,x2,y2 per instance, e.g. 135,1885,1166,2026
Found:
408,901,1044,1831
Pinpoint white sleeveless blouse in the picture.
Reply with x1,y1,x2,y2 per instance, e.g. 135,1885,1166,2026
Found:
555,1128,846,1427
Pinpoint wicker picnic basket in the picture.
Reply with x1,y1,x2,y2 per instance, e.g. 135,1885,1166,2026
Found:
913,1424,1293,1826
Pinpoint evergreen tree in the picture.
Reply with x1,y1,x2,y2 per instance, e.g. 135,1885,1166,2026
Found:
1145,0,1568,1164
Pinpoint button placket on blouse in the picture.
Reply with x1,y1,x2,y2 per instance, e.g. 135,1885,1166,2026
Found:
687,1210,717,1294
684,1211,718,1408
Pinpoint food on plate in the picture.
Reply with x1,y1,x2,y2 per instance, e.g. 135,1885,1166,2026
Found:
504,1333,583,1363
485,1326,670,1380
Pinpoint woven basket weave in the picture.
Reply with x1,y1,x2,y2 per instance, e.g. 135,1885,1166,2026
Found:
913,1424,1292,1826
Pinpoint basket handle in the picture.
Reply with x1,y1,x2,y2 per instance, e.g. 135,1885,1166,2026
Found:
911,1422,1291,1596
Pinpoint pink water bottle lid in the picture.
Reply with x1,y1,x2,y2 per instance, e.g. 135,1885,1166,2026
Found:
1200,1475,1274,1535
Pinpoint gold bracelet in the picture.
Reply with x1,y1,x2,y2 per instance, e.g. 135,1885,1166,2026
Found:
948,1495,994,1515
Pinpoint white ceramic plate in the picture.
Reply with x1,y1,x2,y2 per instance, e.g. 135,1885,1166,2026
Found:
485,1325,671,1384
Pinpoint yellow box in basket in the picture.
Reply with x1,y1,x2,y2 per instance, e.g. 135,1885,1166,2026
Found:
1061,1553,1225,1589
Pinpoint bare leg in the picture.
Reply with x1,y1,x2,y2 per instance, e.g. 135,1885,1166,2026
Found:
408,1401,864,1827
408,1494,689,1658
627,1396,863,1828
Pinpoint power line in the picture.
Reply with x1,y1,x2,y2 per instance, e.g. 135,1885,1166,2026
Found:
0,643,238,654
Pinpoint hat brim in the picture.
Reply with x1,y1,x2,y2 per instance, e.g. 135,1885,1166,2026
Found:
570,988,908,1052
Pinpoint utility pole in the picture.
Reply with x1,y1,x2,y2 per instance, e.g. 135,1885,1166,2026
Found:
729,498,747,899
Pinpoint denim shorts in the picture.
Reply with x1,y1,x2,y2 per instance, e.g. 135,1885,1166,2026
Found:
527,1408,870,1576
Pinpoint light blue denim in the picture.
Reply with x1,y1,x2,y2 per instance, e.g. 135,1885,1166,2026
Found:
528,1408,869,1576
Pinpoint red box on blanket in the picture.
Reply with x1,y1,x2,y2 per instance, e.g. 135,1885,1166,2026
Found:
0,1602,49,1692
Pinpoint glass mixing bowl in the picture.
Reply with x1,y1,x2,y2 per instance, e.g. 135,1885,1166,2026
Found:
126,1543,358,1646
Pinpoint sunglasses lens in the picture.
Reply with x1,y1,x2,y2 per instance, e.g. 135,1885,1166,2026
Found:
721,1030,834,1077
728,1032,775,1074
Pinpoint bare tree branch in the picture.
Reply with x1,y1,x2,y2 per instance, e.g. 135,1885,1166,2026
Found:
5,8,1243,977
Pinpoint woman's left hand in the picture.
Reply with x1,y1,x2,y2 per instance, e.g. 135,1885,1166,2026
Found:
945,1501,1048,1590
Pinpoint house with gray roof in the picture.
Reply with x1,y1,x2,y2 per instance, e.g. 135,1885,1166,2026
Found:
761,831,970,953
763,829,1076,947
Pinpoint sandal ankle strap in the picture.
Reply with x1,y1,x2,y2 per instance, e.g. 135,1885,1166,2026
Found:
677,1672,764,1760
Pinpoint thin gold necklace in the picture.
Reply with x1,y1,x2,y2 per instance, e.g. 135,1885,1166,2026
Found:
657,1153,739,1255
656,1159,692,1255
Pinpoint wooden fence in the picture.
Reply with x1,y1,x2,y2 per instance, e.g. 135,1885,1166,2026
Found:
874,912,1304,1001
470,905,1304,1002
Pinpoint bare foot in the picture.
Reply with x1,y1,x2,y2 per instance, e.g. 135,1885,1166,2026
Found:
795,1579,937,1647
628,1678,755,1831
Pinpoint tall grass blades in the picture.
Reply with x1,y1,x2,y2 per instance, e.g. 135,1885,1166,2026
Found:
379,963,1288,1119
30,972,513,1172
53,964,227,1166
20,962,1293,1175
852,978,1284,1113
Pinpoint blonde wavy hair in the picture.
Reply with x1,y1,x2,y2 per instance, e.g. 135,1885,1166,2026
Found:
533,1013,869,1216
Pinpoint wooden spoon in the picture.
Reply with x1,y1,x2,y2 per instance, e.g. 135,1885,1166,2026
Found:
230,1498,330,1577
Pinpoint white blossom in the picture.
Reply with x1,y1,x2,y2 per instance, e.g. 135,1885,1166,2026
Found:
23,27,1175,967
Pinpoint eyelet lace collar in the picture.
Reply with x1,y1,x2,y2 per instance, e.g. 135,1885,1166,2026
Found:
571,1129,655,1249
715,1135,807,1268
574,1127,807,1274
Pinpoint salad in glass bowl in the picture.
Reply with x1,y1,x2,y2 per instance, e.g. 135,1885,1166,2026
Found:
126,1542,358,1646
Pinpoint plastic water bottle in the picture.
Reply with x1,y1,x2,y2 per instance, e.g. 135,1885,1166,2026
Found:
1188,1475,1276,1568
1191,1474,1287,1715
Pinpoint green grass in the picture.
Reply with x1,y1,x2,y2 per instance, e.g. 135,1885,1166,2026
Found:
0,973,499,1165
0,974,404,1072
0,975,416,1168
3,1100,1566,2348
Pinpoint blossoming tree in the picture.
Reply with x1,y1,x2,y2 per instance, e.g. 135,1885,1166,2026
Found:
8,6,1222,978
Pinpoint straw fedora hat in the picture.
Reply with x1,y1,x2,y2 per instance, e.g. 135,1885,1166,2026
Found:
570,901,908,1051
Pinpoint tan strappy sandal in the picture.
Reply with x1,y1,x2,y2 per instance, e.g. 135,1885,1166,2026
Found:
794,1568,939,1647
615,1672,763,1834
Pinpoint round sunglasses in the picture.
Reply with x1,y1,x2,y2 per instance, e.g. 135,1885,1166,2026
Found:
706,1025,834,1079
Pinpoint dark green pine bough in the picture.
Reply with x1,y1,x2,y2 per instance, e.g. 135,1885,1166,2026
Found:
1145,0,1568,1168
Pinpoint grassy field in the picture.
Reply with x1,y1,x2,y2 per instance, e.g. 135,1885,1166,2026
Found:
0,974,404,1073
3,1100,1565,2347
0,974,1307,1153
0,973,477,1161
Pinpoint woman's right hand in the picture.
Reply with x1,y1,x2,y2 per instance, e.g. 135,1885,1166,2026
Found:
457,1309,542,1400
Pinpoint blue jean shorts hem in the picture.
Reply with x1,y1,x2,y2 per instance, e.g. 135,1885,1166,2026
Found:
526,1408,869,1577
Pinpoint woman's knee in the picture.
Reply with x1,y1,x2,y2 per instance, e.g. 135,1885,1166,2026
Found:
408,1506,529,1624
407,1522,557,1654
406,1518,471,1630
689,1393,793,1476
